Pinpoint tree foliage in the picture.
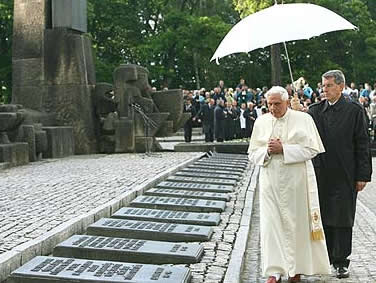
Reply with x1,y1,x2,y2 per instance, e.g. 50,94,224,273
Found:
0,0,13,103
88,0,240,90
233,0,376,86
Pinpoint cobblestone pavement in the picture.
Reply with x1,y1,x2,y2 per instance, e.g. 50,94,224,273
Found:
241,158,376,283
0,152,201,255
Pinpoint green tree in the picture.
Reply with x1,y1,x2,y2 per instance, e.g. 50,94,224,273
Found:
88,0,244,90
0,0,13,103
232,0,376,87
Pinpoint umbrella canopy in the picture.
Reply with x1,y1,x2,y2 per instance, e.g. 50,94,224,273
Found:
211,3,357,63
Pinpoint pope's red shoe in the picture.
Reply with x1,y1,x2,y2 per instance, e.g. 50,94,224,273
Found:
288,274,301,282
266,276,281,283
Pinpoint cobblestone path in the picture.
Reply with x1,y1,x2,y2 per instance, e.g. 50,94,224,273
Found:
0,152,201,255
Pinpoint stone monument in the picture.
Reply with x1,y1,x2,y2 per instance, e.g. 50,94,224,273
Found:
9,0,189,161
12,0,96,155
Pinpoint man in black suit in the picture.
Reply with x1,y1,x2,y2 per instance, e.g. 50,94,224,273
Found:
195,98,215,142
308,70,372,279
214,99,225,142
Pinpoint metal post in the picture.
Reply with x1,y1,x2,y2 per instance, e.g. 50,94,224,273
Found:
283,41,295,92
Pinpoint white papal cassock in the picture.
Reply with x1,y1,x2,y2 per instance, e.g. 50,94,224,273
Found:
248,108,331,278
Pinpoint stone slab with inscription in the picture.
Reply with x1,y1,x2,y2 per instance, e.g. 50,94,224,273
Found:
131,195,226,212
8,256,191,283
112,207,221,226
157,181,233,193
167,175,237,186
204,157,249,165
145,188,230,201
211,153,248,160
193,161,246,170
175,171,240,181
187,164,244,173
197,159,248,167
182,167,242,176
87,218,213,242
54,235,203,264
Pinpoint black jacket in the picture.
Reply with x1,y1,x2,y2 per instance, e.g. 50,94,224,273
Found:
214,105,225,139
308,95,372,227
196,103,214,133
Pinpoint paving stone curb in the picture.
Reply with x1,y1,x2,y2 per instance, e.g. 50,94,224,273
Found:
223,165,258,283
0,153,205,283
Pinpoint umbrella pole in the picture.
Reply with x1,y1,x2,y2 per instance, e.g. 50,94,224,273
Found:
283,41,295,92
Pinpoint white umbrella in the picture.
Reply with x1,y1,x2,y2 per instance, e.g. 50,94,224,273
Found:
211,3,357,84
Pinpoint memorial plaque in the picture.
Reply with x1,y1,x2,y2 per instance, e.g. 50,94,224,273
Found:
112,207,221,226
197,159,248,167
182,167,242,176
157,181,233,193
167,175,237,186
131,195,226,212
175,171,240,181
206,157,249,165
87,218,213,242
193,161,246,170
9,256,191,283
211,153,248,160
188,164,244,173
54,235,204,264
145,188,230,201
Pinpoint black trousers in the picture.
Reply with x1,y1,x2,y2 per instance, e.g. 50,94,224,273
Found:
204,128,214,142
324,225,352,268
240,128,246,138
184,122,192,142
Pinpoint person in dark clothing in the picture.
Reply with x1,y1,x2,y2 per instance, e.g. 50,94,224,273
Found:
213,87,226,103
195,98,215,142
307,70,372,279
224,101,235,141
231,101,241,139
214,99,226,142
183,98,196,142
244,102,257,138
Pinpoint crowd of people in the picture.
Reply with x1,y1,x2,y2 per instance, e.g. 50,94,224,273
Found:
182,77,376,143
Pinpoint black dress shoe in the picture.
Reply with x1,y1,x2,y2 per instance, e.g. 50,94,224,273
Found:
336,267,350,279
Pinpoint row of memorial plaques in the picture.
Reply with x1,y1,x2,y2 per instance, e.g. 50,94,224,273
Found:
9,153,247,283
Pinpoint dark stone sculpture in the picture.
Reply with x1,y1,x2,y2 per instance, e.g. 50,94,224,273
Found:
114,64,159,116
0,104,73,166
0,104,28,166
12,0,96,155
7,0,188,163
152,89,190,135
95,64,170,153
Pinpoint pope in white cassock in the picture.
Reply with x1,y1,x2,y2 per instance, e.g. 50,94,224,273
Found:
248,86,331,283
